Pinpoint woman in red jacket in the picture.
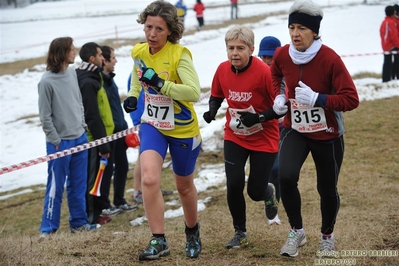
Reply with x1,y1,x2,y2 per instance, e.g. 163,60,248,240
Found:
380,5,399,82
203,25,281,250
270,0,359,258
193,0,205,31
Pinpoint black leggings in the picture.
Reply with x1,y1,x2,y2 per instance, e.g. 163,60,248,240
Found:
279,128,344,234
224,140,277,232
382,50,399,82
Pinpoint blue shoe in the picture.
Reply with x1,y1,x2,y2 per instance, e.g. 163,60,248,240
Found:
139,237,170,260
185,224,202,258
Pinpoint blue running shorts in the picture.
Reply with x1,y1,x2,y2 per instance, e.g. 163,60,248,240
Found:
139,123,202,176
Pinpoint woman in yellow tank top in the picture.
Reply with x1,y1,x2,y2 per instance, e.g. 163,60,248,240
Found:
123,0,202,261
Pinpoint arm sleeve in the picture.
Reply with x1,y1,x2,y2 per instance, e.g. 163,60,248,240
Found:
280,77,287,96
324,57,359,111
209,95,224,112
128,64,141,98
80,81,111,153
271,66,284,97
38,81,61,146
161,50,201,102
261,107,285,121
390,21,399,48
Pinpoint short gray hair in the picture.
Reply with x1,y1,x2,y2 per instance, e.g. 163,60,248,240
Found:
289,0,323,17
225,26,254,48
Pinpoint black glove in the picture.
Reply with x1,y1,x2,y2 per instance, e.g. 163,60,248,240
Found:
123,96,137,113
139,68,165,92
203,95,224,124
262,107,285,120
237,111,260,127
203,109,217,123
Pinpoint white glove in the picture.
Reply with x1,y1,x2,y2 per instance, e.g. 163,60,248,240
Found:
295,81,319,107
273,94,288,115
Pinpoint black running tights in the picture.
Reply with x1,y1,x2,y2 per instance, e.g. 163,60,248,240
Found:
279,129,344,235
224,140,277,232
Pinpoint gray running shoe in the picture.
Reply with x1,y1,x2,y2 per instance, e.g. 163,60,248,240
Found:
101,207,122,217
185,224,202,258
132,190,172,204
319,233,335,257
117,203,138,212
280,229,307,257
132,191,143,204
265,183,278,220
161,190,173,196
139,237,170,261
225,230,248,249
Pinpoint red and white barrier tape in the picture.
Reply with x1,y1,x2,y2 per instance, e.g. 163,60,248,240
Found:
341,51,398,58
0,91,212,176
198,90,211,102
0,126,138,176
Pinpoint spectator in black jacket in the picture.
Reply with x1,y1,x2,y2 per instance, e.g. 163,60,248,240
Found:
76,42,120,225
101,45,138,213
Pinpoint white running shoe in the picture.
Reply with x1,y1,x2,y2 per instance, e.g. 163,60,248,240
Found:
268,214,281,225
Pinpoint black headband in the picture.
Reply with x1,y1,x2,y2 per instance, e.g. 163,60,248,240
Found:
288,11,322,34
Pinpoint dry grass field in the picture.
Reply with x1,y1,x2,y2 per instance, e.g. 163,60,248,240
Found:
1,8,398,265
0,96,398,266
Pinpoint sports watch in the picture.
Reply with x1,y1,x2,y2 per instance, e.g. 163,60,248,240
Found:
259,113,265,122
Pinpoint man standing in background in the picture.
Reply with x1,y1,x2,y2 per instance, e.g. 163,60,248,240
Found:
38,37,101,236
76,42,120,225
101,45,138,213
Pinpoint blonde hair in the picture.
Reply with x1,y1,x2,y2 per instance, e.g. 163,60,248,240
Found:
225,26,254,48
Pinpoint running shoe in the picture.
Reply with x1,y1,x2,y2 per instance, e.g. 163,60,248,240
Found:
280,228,307,257
319,233,335,257
225,230,248,249
101,207,122,217
265,183,278,220
268,214,281,225
70,223,101,233
185,224,202,258
139,236,170,261
117,203,138,212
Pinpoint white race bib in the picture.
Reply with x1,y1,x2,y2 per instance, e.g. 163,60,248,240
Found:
229,106,263,136
142,92,174,130
289,99,327,133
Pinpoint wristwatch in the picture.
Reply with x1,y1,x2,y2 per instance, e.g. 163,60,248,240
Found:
259,113,265,122
157,80,164,89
